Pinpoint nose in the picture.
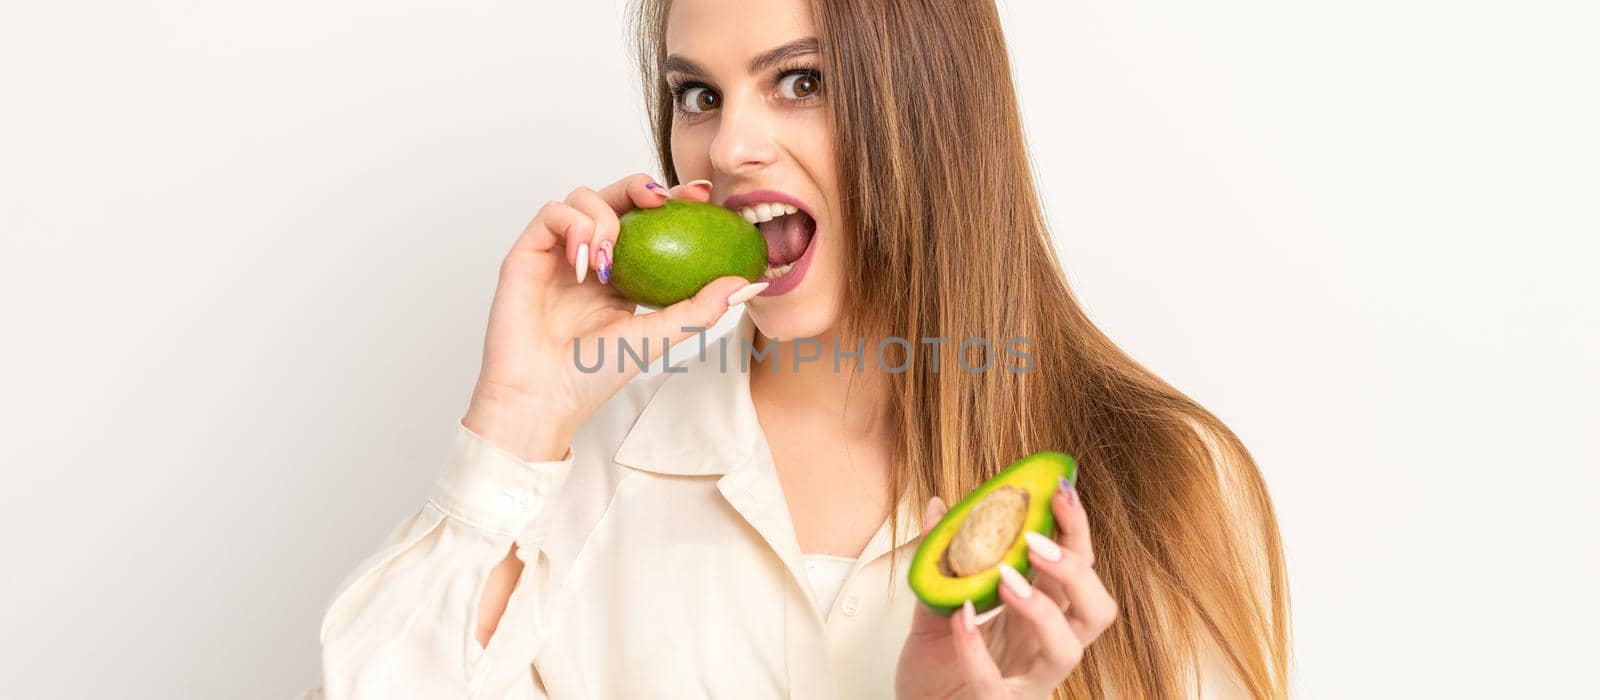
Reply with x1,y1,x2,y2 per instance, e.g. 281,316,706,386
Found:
708,97,780,177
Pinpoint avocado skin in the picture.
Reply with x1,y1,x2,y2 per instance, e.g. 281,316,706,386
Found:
611,199,767,308
908,451,1078,616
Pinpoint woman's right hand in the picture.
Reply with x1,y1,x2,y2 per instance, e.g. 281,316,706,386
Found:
460,173,766,461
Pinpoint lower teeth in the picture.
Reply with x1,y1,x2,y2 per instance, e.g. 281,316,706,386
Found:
763,263,795,280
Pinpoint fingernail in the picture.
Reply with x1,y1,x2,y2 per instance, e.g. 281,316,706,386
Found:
685,179,712,190
645,181,668,195
997,563,1032,599
1059,475,1078,507
597,241,611,284
1023,531,1062,562
726,281,768,305
961,600,977,632
575,242,589,284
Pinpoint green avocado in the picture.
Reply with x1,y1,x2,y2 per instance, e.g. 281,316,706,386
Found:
908,451,1078,616
611,199,767,308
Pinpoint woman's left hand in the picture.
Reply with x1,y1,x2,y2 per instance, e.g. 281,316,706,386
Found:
895,479,1120,699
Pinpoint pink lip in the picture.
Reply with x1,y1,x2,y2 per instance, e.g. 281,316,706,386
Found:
719,189,819,298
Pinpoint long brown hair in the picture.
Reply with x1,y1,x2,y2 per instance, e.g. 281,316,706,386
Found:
628,1,1291,696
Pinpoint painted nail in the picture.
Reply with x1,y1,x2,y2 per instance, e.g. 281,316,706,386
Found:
961,600,977,632
597,243,611,284
645,181,668,195
575,242,589,284
997,563,1033,599
1059,475,1078,507
1024,531,1062,562
726,281,768,305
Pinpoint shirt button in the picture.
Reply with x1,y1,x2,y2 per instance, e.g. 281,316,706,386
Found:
840,595,860,616
503,490,531,513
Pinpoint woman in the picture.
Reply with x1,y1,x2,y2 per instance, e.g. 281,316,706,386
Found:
306,0,1290,697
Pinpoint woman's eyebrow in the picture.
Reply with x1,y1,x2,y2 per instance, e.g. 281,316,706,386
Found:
663,37,819,79
748,37,818,73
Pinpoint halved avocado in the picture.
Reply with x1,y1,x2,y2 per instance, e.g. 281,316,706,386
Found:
908,451,1078,616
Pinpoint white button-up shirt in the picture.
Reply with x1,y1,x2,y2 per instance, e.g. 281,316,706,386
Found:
302,309,1245,699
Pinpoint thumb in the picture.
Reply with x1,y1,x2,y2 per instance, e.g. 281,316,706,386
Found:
922,496,948,530
907,495,954,640
908,599,954,640
626,276,765,366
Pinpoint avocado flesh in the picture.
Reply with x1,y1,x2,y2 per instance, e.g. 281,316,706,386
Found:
908,451,1078,616
611,199,767,308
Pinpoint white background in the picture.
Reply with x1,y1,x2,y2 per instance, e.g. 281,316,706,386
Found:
2,0,1595,697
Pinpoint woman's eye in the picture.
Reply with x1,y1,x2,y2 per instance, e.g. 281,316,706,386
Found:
778,70,822,100
680,86,719,113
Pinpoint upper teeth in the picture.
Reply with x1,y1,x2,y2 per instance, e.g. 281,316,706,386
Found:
739,202,799,224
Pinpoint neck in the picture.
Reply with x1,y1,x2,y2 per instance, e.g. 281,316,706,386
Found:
747,324,893,441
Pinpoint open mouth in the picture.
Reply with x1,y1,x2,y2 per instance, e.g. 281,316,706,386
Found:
735,201,818,283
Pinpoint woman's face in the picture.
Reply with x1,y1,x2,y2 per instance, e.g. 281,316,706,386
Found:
665,0,842,341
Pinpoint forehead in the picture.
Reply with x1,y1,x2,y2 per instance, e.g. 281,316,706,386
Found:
665,0,815,57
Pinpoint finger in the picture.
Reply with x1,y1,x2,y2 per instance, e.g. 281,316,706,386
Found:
1022,531,1071,611
997,563,1086,689
586,175,671,286
668,179,713,202
640,179,673,204
1029,478,1091,611
907,599,953,640
565,186,621,284
948,600,1006,698
593,173,672,214
921,495,948,530
1024,533,1120,645
904,496,955,640
616,276,764,372
511,201,594,278
1053,477,1094,566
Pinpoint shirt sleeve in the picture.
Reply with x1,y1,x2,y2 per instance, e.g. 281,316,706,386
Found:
302,419,575,699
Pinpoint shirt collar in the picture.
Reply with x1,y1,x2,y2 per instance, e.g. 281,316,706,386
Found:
612,309,763,477
611,308,926,558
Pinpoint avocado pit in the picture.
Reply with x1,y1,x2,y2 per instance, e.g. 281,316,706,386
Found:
942,485,1030,577
907,450,1076,616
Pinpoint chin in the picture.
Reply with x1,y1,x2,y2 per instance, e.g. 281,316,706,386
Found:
747,285,843,343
